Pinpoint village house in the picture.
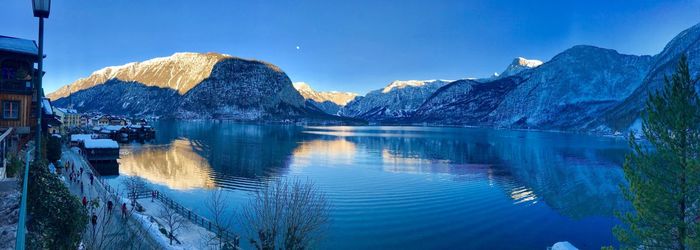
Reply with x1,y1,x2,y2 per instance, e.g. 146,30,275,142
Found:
79,114,89,127
97,115,110,126
109,116,127,126
0,36,40,137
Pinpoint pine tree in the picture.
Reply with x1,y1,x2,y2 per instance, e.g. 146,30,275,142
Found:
614,55,700,249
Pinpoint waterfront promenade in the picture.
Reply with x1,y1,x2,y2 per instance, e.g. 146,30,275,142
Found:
61,146,226,249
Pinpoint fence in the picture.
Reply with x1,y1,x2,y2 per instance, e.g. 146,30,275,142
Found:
80,152,240,246
15,145,32,250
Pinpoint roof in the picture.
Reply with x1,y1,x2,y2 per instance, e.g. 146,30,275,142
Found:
70,134,94,142
83,139,119,149
42,98,53,115
104,125,124,131
0,36,38,57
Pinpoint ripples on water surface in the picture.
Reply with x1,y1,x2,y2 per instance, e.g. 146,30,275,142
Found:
106,121,630,249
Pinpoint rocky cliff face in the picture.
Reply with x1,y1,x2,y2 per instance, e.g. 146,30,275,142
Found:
600,22,700,131
50,52,317,120
339,80,450,121
489,46,653,130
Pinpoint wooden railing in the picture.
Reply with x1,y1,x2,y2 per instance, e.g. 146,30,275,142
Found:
126,189,240,246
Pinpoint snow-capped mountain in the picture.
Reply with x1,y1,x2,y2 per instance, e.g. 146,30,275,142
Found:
50,52,324,120
414,46,653,129
493,57,543,78
488,45,653,130
49,52,230,99
339,79,451,121
293,82,358,114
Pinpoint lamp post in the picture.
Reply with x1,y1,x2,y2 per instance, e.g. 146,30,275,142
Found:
33,0,50,159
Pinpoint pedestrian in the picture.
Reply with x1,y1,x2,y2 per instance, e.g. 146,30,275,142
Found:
89,173,94,185
151,190,155,202
82,196,87,207
121,203,128,219
80,181,84,194
107,200,114,214
69,173,73,182
91,212,98,234
80,167,83,177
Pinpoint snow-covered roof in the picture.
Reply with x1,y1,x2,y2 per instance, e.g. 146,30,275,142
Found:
104,125,124,131
51,134,61,138
42,98,53,115
0,36,38,57
83,139,119,149
70,134,94,142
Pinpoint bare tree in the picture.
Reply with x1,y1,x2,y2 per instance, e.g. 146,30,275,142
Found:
159,202,186,245
241,178,330,250
121,176,146,205
204,188,234,249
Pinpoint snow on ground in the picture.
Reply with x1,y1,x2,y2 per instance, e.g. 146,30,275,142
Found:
130,197,218,250
0,180,19,250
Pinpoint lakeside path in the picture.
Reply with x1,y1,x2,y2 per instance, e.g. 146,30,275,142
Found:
61,147,221,250
60,147,162,250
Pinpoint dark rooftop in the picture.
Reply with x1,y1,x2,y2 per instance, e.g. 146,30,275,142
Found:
0,36,38,57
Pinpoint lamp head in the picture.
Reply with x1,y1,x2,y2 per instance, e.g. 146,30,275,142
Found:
32,0,51,18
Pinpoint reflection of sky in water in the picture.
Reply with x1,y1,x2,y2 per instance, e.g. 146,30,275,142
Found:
112,121,630,249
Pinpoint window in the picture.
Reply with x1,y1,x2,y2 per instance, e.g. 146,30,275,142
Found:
3,101,20,120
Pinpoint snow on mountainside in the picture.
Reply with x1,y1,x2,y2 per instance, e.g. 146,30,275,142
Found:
493,57,543,78
600,22,700,131
293,82,358,106
488,45,653,130
48,52,231,100
293,82,358,114
340,80,450,121
413,46,653,129
50,52,326,120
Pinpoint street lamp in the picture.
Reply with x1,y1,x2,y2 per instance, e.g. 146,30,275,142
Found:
32,0,50,159
32,0,51,18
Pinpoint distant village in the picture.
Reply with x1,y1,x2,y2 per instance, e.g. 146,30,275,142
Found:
46,103,156,142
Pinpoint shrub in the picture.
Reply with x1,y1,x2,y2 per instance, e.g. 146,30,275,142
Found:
25,160,87,249
46,136,62,163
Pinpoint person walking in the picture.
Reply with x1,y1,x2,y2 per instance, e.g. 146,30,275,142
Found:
89,173,94,185
107,200,114,214
80,181,84,194
82,196,88,207
91,212,97,226
151,190,156,202
80,167,84,177
121,203,128,219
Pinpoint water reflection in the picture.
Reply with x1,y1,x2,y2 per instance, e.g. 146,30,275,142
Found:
117,121,630,249
119,139,215,190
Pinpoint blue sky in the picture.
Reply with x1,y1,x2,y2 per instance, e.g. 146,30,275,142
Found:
2,0,700,95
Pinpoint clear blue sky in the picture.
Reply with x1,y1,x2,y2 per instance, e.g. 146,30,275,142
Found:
2,0,699,95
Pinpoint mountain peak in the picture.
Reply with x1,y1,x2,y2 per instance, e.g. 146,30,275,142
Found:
293,82,358,106
512,57,543,68
48,52,236,100
495,57,542,78
382,79,451,93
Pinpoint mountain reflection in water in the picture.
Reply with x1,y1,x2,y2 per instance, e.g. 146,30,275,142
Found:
113,121,630,249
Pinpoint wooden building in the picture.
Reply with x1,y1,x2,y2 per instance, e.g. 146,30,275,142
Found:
0,36,40,136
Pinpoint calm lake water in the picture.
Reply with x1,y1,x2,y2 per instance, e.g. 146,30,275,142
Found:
105,120,630,249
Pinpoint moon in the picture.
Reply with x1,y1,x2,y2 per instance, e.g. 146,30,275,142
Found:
296,45,301,50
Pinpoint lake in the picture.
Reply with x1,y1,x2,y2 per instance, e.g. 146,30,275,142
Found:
105,120,630,249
